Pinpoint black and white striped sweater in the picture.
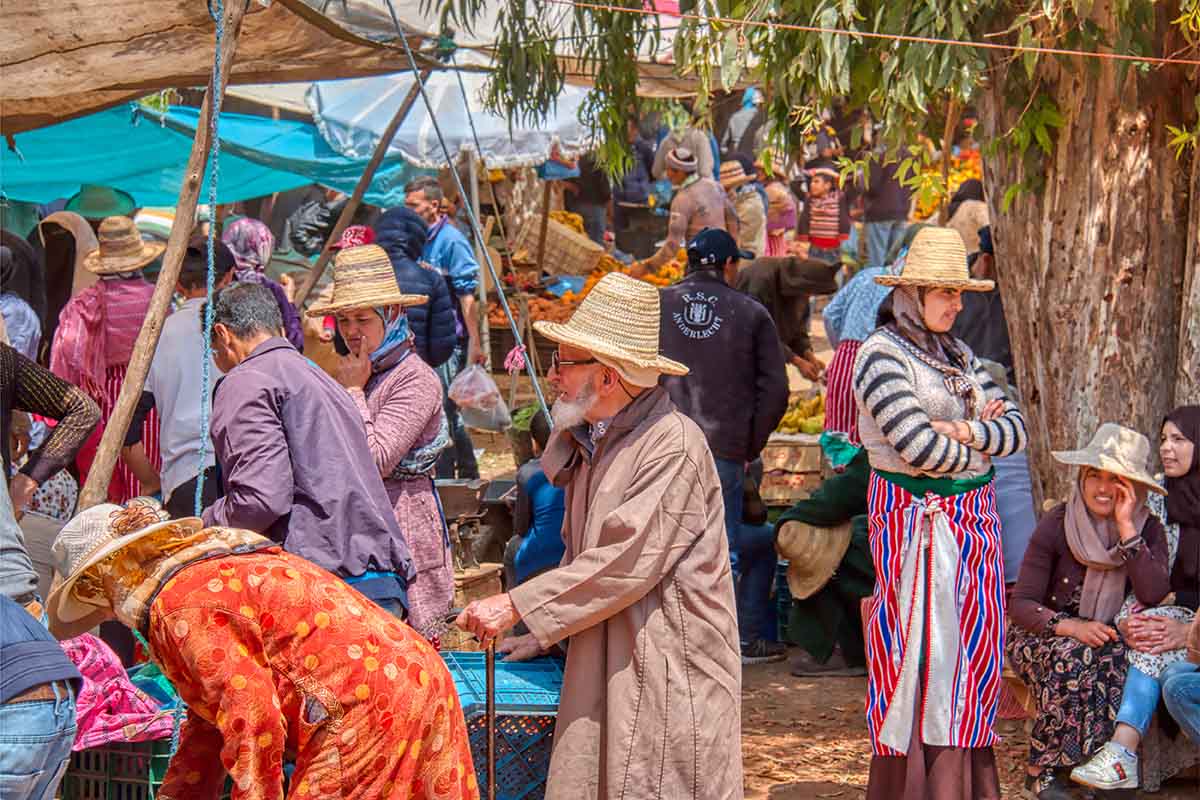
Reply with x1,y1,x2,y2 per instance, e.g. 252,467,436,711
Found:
852,328,1027,478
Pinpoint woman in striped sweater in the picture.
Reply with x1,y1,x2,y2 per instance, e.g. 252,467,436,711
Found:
852,227,1028,800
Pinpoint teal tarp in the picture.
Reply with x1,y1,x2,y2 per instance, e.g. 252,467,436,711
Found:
0,105,425,209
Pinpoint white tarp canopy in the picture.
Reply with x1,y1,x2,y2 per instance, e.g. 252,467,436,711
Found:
304,54,596,169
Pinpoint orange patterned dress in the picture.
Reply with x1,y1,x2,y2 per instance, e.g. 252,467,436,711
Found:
147,548,478,800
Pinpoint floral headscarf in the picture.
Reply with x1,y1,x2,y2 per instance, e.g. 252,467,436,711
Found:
221,218,275,282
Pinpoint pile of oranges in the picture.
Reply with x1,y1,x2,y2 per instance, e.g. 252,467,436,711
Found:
489,250,686,326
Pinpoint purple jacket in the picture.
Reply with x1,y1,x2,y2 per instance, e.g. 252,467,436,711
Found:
203,338,415,588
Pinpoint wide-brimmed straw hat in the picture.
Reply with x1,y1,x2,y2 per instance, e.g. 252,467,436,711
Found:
719,160,754,189
47,501,203,639
82,216,166,275
1052,422,1166,495
65,184,136,221
775,520,853,599
533,272,688,378
875,226,994,292
306,244,428,317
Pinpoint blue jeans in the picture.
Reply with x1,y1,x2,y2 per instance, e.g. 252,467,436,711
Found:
733,522,777,644
1115,665,1161,736
0,681,77,800
435,346,480,480
713,459,745,574
865,220,908,266
1162,661,1200,744
571,202,607,245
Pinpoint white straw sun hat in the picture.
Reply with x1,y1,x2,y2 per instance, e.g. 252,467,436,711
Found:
47,501,204,638
875,226,994,292
533,272,688,380
306,244,428,317
1051,422,1166,495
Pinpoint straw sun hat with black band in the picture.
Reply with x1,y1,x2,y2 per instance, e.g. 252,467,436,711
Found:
875,226,994,292
533,272,688,380
82,216,166,276
307,244,428,317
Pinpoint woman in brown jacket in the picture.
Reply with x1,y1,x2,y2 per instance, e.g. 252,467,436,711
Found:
1007,423,1171,800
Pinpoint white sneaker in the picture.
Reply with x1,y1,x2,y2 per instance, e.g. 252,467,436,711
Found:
1070,742,1139,790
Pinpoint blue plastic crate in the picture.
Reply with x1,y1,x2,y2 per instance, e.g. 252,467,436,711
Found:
442,652,564,716
442,652,564,799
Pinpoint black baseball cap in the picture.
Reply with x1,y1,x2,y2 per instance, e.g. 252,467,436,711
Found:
686,228,755,267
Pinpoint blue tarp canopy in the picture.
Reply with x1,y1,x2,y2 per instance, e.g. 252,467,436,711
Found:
0,105,426,208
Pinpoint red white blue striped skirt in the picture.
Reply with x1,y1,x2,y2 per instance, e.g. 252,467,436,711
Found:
864,471,1005,756
823,338,862,444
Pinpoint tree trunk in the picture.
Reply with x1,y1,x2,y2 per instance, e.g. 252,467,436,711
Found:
977,5,1198,505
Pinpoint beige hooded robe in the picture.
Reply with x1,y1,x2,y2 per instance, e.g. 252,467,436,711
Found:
509,388,744,800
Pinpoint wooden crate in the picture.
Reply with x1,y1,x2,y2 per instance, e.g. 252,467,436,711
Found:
761,434,823,474
489,324,557,375
760,471,823,505
442,563,505,652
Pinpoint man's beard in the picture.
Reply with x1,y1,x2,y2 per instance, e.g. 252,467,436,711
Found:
551,378,597,429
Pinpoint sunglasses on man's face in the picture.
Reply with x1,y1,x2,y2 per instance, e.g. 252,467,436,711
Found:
550,351,598,372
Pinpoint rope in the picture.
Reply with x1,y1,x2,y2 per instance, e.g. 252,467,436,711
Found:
447,49,551,391
145,2,226,790
195,0,225,518
544,0,1200,67
382,0,553,424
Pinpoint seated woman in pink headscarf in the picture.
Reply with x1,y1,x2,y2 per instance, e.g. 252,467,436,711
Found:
221,218,304,351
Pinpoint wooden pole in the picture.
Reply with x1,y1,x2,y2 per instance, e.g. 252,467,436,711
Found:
469,157,492,370
77,0,249,510
294,70,431,305
535,180,553,268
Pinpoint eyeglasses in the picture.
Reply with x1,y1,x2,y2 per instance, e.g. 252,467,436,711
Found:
550,351,598,372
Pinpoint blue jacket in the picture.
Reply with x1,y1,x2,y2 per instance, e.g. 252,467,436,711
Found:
374,209,458,368
0,593,81,704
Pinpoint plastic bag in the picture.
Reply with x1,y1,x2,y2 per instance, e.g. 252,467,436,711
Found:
449,364,511,431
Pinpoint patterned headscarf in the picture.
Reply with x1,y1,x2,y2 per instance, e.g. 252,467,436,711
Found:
336,225,376,250
221,218,275,282
369,306,413,372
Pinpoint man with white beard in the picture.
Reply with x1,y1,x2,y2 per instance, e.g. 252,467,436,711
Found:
456,273,743,800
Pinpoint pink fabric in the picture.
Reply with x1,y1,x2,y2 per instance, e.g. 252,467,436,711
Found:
74,363,162,504
504,344,528,375
60,634,176,750
50,277,155,390
350,354,454,637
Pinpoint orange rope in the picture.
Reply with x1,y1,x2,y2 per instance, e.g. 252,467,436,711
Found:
544,0,1200,67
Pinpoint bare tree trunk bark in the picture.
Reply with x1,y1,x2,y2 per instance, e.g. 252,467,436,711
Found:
977,9,1198,505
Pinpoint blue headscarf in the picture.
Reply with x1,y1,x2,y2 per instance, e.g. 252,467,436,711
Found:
369,306,412,371
741,87,762,109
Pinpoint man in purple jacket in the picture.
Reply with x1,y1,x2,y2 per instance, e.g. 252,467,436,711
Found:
202,283,415,617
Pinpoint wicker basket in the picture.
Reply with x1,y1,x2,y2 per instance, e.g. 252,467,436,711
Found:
513,216,604,276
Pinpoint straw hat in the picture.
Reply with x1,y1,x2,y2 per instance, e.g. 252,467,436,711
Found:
65,184,136,221
533,272,688,378
719,160,754,189
82,216,167,275
47,501,203,639
875,226,994,292
775,520,853,599
1052,422,1166,495
306,244,428,317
